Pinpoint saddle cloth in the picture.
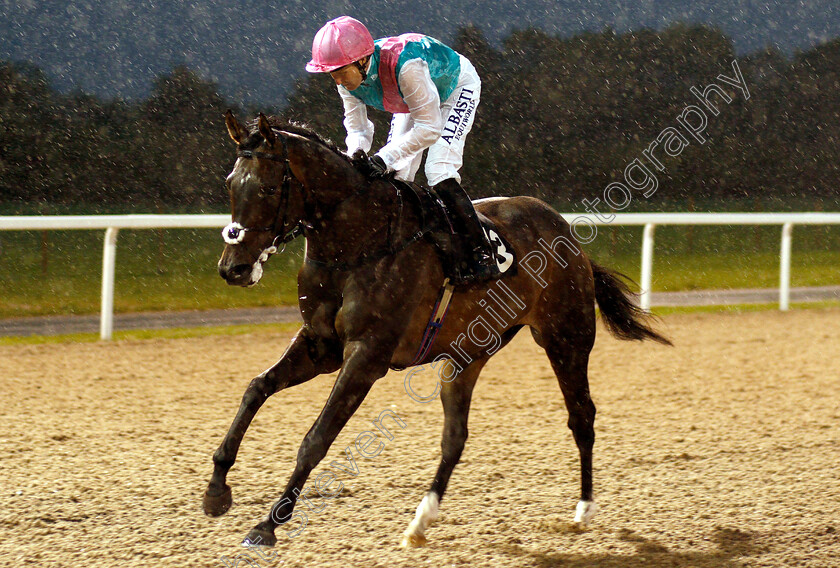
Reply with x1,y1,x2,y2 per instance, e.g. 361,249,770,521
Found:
391,179,516,277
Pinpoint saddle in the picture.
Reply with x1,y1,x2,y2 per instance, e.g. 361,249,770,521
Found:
389,179,516,280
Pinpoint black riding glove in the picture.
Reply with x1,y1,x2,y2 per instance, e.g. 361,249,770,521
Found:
351,149,389,178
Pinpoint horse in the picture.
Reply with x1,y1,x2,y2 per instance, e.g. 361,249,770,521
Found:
204,111,671,548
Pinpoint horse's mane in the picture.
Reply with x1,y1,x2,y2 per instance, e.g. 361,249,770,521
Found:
245,116,351,164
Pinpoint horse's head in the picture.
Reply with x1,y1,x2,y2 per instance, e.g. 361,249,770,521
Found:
218,111,305,287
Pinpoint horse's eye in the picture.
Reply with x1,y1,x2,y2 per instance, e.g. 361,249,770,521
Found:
260,185,277,196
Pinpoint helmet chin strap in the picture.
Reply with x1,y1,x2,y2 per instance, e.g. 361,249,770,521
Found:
354,57,369,82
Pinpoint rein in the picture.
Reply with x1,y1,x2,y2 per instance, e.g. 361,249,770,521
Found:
304,225,428,271
303,179,430,272
224,129,430,271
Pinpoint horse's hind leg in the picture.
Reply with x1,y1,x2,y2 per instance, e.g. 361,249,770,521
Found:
401,357,487,548
203,327,341,516
531,322,598,526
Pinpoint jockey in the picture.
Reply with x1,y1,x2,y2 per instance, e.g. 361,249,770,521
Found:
305,16,497,284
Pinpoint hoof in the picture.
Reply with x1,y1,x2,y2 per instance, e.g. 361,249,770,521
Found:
574,500,598,527
203,484,232,517
243,528,277,548
400,532,428,548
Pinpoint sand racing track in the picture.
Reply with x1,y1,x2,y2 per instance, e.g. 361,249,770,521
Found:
1,308,838,567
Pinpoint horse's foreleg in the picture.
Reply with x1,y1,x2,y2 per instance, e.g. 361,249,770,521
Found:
244,341,389,547
402,358,486,548
203,327,342,517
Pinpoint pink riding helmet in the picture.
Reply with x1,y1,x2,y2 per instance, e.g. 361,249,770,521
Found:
306,16,375,73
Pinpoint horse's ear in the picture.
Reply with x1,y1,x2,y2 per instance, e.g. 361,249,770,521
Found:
258,112,277,146
225,110,247,144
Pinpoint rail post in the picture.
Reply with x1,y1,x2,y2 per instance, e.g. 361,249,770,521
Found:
100,227,120,340
640,223,656,311
779,222,793,311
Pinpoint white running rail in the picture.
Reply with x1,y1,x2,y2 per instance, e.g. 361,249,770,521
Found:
0,215,228,339
1,212,839,339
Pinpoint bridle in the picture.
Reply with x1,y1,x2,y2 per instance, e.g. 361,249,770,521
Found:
222,127,431,273
222,133,304,253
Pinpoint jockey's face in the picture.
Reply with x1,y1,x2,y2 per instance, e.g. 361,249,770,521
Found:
329,58,367,91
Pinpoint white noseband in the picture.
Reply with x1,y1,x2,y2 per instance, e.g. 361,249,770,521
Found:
222,222,247,245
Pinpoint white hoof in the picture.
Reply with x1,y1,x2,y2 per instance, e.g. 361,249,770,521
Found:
574,500,597,526
400,492,439,548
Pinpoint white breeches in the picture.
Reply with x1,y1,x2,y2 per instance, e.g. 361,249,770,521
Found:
388,56,481,186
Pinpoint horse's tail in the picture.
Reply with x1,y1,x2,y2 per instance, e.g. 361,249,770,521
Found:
592,263,672,345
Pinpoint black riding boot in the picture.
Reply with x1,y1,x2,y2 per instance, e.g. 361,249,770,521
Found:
432,178,498,284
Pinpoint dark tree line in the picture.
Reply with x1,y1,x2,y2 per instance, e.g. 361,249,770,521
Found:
0,64,237,209
2,23,839,211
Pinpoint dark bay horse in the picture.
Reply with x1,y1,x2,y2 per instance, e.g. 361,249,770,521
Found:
205,112,671,547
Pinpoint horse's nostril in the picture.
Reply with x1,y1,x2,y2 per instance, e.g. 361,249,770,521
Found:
219,263,251,282
230,264,252,280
